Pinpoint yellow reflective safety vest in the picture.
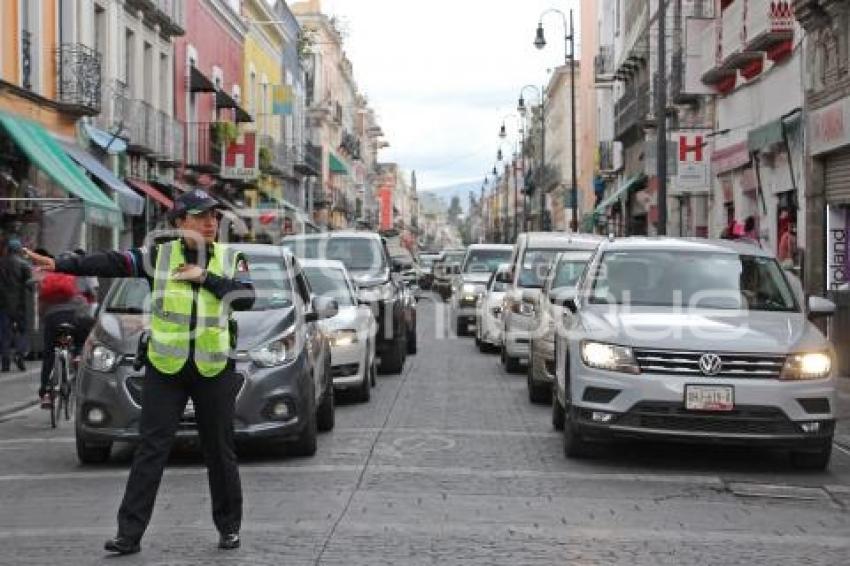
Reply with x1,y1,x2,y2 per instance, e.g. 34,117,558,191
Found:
148,241,238,378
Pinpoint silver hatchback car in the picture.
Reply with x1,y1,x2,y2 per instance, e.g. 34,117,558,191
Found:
554,238,837,469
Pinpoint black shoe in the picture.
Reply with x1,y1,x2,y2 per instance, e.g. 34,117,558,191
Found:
218,532,240,550
104,536,140,555
14,354,25,372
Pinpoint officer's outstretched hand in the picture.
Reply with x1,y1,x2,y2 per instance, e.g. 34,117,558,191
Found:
22,248,56,272
172,264,206,283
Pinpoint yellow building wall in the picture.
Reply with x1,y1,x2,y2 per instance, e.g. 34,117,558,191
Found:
243,35,283,141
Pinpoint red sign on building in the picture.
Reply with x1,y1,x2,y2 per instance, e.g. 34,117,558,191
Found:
221,132,259,180
379,185,393,231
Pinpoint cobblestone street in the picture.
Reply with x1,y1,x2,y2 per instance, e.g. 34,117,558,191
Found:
0,297,849,564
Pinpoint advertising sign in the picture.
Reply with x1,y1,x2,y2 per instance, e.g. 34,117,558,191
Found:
379,185,393,231
827,205,850,291
221,132,259,180
675,132,710,192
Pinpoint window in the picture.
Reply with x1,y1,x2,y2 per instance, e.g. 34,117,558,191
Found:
303,267,356,307
462,249,513,273
125,29,135,92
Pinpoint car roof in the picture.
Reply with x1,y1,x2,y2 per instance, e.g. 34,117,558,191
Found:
599,237,775,257
283,231,380,241
466,244,513,251
518,232,605,249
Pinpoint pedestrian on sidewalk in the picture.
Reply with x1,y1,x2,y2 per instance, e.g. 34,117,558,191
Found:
0,237,32,372
25,189,255,556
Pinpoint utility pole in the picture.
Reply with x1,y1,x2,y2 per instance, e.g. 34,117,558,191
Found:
656,0,668,235
569,10,578,233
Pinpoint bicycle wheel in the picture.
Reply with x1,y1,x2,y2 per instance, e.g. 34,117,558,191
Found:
48,358,60,429
63,356,75,421
52,355,65,428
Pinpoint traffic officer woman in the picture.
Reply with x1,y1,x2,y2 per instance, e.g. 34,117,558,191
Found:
25,189,255,555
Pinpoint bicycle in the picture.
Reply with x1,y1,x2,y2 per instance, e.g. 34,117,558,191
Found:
47,322,78,429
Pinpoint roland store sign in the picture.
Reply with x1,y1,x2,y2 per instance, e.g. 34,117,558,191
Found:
827,206,850,291
221,132,259,180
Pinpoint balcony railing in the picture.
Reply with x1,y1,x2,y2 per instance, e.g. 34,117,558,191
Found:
21,30,32,91
745,0,795,51
595,45,615,83
55,43,102,115
94,79,129,134
126,99,157,154
155,111,183,164
614,83,651,140
295,142,322,177
125,0,185,36
258,135,294,176
184,122,223,172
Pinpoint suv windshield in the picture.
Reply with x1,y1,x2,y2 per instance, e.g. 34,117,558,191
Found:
462,249,512,273
303,267,355,307
589,251,798,311
287,237,386,271
518,249,561,288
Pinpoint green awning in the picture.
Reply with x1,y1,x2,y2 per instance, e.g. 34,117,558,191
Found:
594,173,647,215
329,152,348,174
747,113,802,152
0,112,122,228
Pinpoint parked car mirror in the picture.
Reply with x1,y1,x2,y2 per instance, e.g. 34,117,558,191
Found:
495,269,512,284
551,293,578,313
808,296,836,318
307,296,339,322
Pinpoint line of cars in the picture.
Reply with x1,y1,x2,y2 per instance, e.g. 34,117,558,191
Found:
73,232,418,464
449,232,840,470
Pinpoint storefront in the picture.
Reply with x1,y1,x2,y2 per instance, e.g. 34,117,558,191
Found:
807,96,850,373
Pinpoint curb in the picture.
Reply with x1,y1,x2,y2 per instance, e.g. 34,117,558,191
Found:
0,399,38,420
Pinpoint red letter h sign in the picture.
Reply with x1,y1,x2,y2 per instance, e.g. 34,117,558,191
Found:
679,136,703,162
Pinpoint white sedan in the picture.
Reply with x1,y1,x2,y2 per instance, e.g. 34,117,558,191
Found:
475,263,511,352
301,259,377,403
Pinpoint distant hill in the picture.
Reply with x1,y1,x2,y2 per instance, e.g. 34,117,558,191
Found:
420,181,481,213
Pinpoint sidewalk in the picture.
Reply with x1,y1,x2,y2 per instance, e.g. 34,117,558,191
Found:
0,366,40,419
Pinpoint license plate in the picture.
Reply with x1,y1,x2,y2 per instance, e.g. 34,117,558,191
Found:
183,399,195,418
685,385,734,412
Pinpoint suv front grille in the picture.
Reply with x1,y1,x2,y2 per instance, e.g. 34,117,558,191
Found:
615,402,805,436
633,349,786,379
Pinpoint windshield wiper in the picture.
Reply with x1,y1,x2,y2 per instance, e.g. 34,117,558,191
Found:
105,306,145,314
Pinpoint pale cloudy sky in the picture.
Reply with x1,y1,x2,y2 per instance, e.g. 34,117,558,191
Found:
320,0,581,190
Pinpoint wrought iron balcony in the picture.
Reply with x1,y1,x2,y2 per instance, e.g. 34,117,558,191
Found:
595,45,615,84
94,79,129,134
125,0,185,36
155,111,184,165
312,187,330,207
295,142,322,177
55,43,102,115
21,30,32,91
258,135,295,177
184,122,224,173
614,83,651,140
126,100,157,154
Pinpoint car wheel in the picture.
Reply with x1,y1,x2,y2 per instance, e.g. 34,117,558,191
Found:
317,381,335,432
528,352,551,405
407,320,417,354
370,354,377,387
552,394,565,431
75,434,112,465
504,350,521,373
288,402,317,457
790,441,832,471
562,366,589,458
356,351,371,403
455,316,467,337
379,330,406,374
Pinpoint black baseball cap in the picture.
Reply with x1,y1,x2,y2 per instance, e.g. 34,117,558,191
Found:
170,189,221,219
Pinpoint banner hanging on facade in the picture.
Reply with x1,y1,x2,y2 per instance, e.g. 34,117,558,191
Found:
272,85,294,116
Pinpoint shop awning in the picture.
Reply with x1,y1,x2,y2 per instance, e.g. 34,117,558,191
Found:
189,65,217,93
215,89,239,109
329,152,348,174
747,113,802,152
0,111,123,228
126,178,173,209
593,173,647,215
61,142,144,216
82,123,127,154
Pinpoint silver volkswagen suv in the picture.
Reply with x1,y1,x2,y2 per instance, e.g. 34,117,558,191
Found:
553,237,837,469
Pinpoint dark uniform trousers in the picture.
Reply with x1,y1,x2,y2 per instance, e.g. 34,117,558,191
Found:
118,362,242,541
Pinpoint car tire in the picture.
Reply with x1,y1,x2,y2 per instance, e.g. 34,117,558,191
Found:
317,382,335,432
552,395,565,431
503,351,521,373
379,329,406,374
528,364,551,405
356,352,371,403
562,364,589,458
407,320,417,355
289,403,317,457
75,434,112,465
790,441,832,471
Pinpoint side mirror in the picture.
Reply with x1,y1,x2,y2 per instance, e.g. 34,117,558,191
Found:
808,296,836,318
552,293,578,313
495,270,512,284
307,296,339,322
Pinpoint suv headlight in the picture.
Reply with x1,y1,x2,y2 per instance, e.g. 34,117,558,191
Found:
86,343,119,372
331,329,359,347
780,352,832,380
250,327,298,367
358,281,394,303
580,341,640,374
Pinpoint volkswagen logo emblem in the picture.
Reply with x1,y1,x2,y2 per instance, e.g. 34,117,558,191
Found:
699,353,723,376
